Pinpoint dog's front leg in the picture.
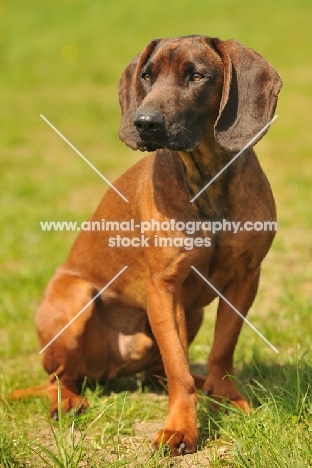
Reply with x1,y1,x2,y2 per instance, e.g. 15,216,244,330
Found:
204,266,261,412
146,276,198,456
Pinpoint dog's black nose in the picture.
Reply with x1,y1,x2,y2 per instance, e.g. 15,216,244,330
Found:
134,112,164,135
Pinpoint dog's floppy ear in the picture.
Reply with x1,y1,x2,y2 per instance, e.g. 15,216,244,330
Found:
118,40,160,150
212,39,282,153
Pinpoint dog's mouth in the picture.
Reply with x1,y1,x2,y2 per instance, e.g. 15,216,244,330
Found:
138,143,197,153
137,139,198,153
138,142,163,152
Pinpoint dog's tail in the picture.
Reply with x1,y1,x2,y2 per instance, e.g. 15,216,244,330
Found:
2,384,48,401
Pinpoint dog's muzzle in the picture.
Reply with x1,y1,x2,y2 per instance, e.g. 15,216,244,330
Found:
133,111,197,152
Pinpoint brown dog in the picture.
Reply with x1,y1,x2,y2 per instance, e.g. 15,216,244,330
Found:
34,36,282,455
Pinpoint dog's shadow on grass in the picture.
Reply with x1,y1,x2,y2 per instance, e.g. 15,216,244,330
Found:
93,372,168,396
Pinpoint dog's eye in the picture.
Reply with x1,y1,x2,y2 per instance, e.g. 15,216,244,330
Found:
141,73,151,82
191,73,204,82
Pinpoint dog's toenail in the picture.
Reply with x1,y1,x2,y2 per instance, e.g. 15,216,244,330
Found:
179,442,186,455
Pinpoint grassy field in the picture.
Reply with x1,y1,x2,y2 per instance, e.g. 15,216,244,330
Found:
1,0,312,466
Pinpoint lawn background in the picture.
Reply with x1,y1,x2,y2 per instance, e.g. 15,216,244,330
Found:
0,0,311,466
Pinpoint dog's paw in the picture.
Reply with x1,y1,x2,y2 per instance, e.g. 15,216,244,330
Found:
204,386,250,413
153,428,197,456
50,396,88,419
203,373,251,414
229,398,251,413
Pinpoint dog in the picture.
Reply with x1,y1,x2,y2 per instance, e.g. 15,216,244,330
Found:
33,35,281,455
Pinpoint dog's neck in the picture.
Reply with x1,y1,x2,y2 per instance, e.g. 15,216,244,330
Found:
178,139,243,220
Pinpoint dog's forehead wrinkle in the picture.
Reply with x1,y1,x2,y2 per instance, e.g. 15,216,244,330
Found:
148,41,221,80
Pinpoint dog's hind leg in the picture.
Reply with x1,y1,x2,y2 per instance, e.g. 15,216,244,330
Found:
36,269,109,418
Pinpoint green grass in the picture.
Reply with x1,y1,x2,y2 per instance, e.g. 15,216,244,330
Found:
1,0,312,466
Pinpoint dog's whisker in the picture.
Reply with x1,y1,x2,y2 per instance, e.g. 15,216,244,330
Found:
179,125,194,143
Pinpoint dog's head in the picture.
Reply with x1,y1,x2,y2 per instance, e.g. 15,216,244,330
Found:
118,36,282,153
